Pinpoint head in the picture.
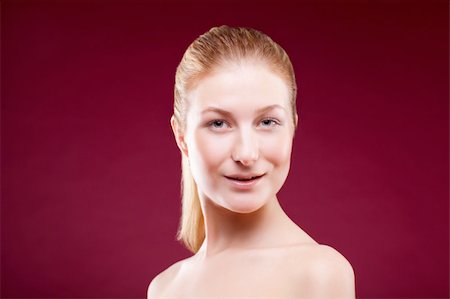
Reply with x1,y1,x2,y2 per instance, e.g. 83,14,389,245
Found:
171,25,298,253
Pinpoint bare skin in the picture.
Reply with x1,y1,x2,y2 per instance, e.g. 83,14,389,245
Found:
148,62,355,298
148,198,355,298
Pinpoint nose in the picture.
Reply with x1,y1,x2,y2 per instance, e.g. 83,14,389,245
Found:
231,128,259,166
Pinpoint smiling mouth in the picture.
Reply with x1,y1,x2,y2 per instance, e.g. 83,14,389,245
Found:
224,174,265,181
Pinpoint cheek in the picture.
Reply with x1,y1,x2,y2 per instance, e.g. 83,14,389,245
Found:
260,132,293,195
260,131,293,167
189,131,231,175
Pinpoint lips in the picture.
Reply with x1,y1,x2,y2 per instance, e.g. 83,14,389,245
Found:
224,174,265,181
224,173,265,190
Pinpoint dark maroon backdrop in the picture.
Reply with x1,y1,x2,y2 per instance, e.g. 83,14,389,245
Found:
2,0,448,298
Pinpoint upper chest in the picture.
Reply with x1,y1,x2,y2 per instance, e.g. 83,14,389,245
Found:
161,248,313,298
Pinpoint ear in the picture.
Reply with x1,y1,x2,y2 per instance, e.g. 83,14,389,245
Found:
294,113,299,128
170,115,189,157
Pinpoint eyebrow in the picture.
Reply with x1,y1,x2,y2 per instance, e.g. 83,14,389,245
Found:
201,104,286,116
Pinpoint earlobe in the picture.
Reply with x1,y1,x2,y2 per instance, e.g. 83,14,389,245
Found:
180,139,188,157
170,115,189,157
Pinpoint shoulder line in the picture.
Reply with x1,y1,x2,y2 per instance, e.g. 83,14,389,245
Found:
303,244,354,275
288,244,355,295
307,244,355,296
147,259,186,299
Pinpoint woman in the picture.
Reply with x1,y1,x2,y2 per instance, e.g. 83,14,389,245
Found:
148,25,355,298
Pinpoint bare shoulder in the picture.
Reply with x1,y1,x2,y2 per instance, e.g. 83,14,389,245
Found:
288,244,355,298
311,245,354,277
146,258,186,299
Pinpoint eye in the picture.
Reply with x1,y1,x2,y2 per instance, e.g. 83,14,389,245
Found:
207,119,230,130
259,118,280,127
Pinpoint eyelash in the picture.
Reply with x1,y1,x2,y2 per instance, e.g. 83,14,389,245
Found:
207,118,281,130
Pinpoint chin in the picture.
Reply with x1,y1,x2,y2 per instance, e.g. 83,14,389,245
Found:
227,204,263,214
221,194,269,214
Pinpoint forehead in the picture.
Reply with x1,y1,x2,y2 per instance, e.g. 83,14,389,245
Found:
187,63,290,113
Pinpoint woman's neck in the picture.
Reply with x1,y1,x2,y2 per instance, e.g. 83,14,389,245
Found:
196,195,302,258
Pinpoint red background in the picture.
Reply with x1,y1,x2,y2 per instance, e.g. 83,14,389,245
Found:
2,0,448,298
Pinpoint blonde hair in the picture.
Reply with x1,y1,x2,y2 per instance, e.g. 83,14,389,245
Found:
173,25,298,253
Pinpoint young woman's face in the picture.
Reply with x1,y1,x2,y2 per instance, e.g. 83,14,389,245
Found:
182,62,296,214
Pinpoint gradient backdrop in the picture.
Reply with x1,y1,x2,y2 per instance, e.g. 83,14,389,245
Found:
2,0,448,298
